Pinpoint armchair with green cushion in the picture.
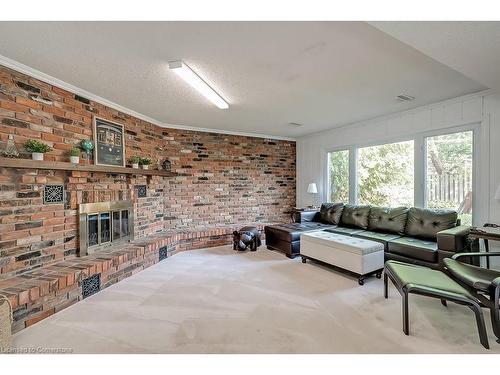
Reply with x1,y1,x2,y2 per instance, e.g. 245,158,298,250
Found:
443,251,500,343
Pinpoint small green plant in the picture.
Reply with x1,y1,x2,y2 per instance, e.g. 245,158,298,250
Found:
70,147,81,157
24,139,52,153
139,157,152,165
128,156,141,164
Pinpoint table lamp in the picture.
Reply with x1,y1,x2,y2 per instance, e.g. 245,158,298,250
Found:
307,182,318,208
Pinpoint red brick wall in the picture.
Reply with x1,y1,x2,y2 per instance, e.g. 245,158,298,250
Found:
0,65,296,277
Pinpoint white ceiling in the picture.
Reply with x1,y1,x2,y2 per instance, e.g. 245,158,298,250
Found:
370,21,500,95
0,22,487,138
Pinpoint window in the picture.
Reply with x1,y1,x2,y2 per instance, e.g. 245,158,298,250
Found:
425,131,473,225
325,126,477,224
328,149,349,202
357,140,414,207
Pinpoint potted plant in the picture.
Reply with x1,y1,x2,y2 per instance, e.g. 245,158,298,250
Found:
69,146,81,164
24,139,52,161
128,156,140,169
140,157,151,170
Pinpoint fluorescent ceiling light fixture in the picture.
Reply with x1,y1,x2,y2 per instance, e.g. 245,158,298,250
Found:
169,60,229,109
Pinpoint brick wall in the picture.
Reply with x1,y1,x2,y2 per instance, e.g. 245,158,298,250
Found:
0,65,296,277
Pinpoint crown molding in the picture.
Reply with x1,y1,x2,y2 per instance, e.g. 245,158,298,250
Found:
0,54,296,142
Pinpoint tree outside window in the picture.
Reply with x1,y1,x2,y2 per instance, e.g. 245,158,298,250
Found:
357,141,414,207
328,150,349,203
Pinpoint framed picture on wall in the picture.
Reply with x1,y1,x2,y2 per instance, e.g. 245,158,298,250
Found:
93,117,126,167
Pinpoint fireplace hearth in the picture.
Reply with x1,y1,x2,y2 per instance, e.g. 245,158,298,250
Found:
78,201,134,256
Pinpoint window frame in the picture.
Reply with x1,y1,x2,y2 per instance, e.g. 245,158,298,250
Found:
326,148,351,203
323,122,482,225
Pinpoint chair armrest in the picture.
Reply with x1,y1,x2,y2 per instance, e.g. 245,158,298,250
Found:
437,225,471,252
452,252,500,260
294,210,320,223
493,276,500,288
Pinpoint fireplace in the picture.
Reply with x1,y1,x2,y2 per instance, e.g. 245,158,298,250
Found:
78,201,134,256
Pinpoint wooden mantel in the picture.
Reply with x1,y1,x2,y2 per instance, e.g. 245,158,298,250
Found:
0,158,179,177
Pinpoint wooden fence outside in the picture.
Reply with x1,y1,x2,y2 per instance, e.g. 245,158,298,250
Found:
426,170,472,213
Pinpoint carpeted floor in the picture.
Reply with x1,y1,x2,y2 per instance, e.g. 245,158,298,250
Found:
12,245,500,353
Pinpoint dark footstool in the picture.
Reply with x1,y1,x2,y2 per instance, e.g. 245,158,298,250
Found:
384,260,490,349
233,226,261,251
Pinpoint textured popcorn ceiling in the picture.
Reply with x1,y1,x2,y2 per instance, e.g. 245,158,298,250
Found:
371,21,500,96
0,21,485,137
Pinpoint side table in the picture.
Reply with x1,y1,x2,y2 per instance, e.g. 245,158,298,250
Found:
469,223,500,269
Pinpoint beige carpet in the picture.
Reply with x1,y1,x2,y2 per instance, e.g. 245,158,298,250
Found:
12,245,500,353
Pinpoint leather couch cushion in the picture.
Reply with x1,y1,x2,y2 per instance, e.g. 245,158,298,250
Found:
352,230,402,250
387,236,438,263
320,203,344,225
405,207,457,240
340,204,371,229
265,222,335,242
324,227,365,236
368,206,408,235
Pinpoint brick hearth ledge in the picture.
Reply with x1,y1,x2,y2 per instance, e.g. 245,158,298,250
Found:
0,224,268,333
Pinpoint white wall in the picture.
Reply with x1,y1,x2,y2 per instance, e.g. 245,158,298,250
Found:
484,93,500,224
297,90,500,226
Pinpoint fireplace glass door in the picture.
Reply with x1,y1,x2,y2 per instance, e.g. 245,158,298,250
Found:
88,214,99,247
121,210,129,237
112,211,121,241
100,212,111,244
79,200,133,256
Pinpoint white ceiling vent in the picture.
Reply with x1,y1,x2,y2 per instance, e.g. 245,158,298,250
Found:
288,122,304,127
396,94,415,102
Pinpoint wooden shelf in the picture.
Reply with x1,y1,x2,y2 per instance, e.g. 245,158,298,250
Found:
0,158,179,177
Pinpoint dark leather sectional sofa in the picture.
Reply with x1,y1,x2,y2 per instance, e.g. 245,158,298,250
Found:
265,203,473,269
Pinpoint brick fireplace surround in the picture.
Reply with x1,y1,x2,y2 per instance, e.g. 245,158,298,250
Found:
0,65,296,332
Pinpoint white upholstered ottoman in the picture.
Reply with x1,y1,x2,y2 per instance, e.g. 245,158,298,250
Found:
300,231,384,285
